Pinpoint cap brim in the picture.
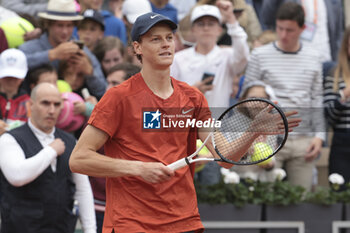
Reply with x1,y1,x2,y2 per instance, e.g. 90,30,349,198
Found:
38,12,83,21
81,18,105,30
0,68,27,79
191,14,221,24
136,19,177,41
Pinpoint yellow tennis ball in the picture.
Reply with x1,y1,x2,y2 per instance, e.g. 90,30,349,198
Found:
195,140,209,173
251,142,273,165
197,139,210,156
195,163,206,173
57,80,72,93
0,17,34,48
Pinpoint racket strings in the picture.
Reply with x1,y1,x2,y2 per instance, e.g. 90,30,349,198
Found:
214,100,286,164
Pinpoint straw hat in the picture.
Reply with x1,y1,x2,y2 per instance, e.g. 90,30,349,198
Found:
38,0,83,21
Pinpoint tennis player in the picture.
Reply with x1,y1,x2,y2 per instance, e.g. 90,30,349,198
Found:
69,10,298,233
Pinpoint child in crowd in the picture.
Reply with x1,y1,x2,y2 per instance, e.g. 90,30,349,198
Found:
232,84,284,182
93,36,126,76
0,49,29,135
24,64,58,93
106,63,141,90
77,9,105,51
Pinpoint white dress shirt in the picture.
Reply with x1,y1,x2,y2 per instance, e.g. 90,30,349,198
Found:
0,119,96,233
171,22,249,117
301,0,331,62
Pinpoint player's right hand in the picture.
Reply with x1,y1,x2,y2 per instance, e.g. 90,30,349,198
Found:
140,162,175,183
49,138,66,156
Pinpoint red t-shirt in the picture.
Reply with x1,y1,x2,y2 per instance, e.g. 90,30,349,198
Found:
88,73,211,233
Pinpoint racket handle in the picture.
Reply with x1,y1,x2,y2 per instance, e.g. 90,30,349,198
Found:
167,158,188,171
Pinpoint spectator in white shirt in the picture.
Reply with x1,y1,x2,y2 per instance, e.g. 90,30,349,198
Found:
0,83,96,233
170,1,249,184
171,2,249,112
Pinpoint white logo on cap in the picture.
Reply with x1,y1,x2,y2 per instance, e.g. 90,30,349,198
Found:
84,9,94,17
6,57,17,66
150,14,159,19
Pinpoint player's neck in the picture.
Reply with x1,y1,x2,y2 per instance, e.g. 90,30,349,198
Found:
195,43,216,55
141,68,174,99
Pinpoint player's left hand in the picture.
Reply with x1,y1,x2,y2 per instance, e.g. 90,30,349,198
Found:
305,137,323,162
140,162,175,183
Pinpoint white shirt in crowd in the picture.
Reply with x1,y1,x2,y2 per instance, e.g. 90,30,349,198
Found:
171,22,249,117
243,42,326,141
0,119,96,233
301,0,331,62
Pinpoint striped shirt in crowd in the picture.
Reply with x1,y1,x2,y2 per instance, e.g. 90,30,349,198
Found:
324,75,350,131
242,42,326,140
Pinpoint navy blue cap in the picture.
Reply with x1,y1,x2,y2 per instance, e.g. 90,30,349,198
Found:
81,9,105,30
131,12,177,42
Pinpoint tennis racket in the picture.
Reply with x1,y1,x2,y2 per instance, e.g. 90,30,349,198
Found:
168,98,290,170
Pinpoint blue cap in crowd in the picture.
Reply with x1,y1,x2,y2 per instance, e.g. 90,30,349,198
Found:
82,9,105,30
131,12,177,42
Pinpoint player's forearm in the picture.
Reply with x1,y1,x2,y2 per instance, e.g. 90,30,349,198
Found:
69,148,144,178
198,130,258,167
226,132,258,162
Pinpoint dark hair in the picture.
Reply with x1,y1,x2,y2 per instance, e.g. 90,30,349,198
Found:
93,36,125,63
77,19,103,31
21,64,56,94
107,62,141,80
276,2,305,27
26,64,56,86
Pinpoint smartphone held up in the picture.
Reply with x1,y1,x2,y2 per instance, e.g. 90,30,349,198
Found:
202,72,215,85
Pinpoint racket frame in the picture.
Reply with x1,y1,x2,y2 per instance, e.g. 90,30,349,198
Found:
213,98,289,165
167,98,289,170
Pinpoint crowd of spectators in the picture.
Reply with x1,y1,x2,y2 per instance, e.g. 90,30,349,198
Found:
0,0,349,232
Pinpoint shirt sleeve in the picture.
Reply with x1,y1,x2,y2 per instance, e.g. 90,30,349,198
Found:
19,44,51,69
240,49,266,97
88,88,121,137
226,22,249,76
73,172,97,233
0,133,57,187
196,92,212,122
2,0,47,16
323,76,347,126
311,61,326,141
